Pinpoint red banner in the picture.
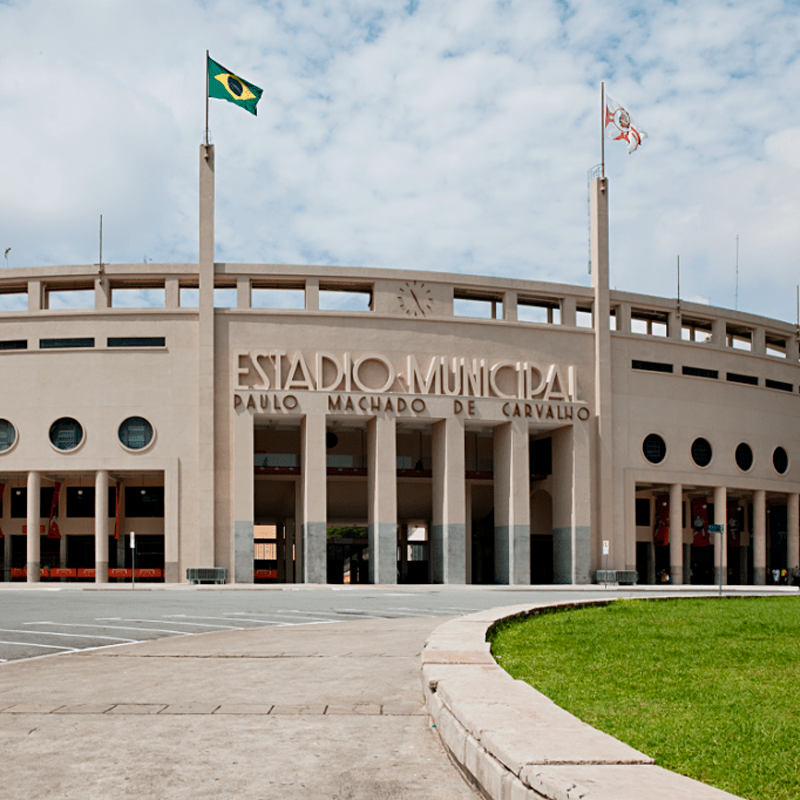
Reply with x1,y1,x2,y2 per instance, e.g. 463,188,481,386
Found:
653,495,669,546
727,500,740,546
692,499,711,547
47,482,62,539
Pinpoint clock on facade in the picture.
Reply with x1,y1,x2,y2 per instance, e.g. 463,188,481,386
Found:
397,281,433,317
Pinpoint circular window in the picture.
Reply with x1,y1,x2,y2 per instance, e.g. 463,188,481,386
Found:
0,419,16,452
691,437,713,468
735,443,753,472
326,432,339,449
118,417,154,450
643,433,666,464
773,446,789,475
49,417,83,451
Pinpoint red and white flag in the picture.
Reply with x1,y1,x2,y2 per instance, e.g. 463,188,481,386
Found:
605,95,647,154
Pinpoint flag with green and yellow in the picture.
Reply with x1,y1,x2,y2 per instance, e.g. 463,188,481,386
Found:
207,56,263,116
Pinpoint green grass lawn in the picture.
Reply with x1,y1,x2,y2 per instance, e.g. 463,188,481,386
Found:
489,597,800,800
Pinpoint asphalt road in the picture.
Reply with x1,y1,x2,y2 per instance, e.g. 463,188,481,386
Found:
0,585,631,662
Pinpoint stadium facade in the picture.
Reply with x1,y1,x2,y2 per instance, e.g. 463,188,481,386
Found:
1,147,798,586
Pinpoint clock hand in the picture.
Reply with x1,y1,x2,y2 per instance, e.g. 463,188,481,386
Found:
409,288,424,312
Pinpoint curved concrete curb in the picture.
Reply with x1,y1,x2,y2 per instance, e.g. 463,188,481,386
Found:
422,598,743,800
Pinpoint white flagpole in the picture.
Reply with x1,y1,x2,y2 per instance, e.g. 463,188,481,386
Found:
205,50,210,146
601,81,605,179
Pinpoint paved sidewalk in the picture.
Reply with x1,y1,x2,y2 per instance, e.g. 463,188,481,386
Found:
0,617,479,800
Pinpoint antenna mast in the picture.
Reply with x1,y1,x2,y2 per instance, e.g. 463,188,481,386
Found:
734,234,738,310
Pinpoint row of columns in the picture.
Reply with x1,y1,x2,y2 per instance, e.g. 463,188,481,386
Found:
665,483,800,585
297,415,533,585
26,470,111,584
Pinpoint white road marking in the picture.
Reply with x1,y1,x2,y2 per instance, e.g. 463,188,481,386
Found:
25,621,188,635
95,618,243,629
0,640,76,651
0,628,136,642
165,614,289,625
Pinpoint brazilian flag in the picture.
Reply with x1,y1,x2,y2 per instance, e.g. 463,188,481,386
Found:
208,56,263,116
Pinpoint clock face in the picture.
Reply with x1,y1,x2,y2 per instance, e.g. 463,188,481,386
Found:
397,281,433,317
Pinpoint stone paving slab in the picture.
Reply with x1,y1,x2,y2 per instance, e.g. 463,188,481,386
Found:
106,703,168,714
0,617,479,800
524,764,743,800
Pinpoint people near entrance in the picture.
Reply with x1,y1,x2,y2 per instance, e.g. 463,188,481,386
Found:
691,500,711,547
657,569,670,584
653,496,669,547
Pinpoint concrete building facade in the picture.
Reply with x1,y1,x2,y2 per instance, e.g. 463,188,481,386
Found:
1,150,798,585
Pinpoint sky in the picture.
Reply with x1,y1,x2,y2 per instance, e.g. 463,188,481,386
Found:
1,0,799,322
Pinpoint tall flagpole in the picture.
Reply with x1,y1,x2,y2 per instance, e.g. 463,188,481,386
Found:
205,50,210,146
600,81,605,180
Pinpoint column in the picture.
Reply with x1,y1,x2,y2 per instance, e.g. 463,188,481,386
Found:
165,276,180,309
285,518,295,584
367,414,397,584
752,327,766,356
753,490,766,585
301,413,327,583
197,143,216,567
502,290,518,322
668,309,681,340
95,275,110,309
590,176,615,567
788,493,799,577
231,411,255,583
431,417,467,584
26,471,40,583
740,501,750,584
669,483,683,584
493,420,530,585
561,296,577,327
237,276,251,309
305,278,319,311
164,465,179,583
713,486,727,585
95,471,109,583
465,483,473,585
27,280,42,311
711,317,727,347
615,302,631,333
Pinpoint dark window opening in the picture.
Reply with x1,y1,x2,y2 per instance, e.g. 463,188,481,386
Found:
0,340,26,350
765,379,793,393
635,498,650,527
691,437,713,467
530,437,552,479
682,366,718,379
66,487,117,518
773,447,789,475
632,359,673,373
125,486,164,517
107,337,166,348
40,338,94,349
643,434,666,464
726,372,758,386
735,443,753,472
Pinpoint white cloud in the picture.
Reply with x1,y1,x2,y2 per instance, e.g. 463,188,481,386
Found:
1,0,799,321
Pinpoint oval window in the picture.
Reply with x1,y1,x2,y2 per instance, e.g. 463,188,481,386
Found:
118,417,154,450
773,447,789,475
643,434,666,464
735,443,753,472
49,417,83,451
691,437,712,468
0,419,16,452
